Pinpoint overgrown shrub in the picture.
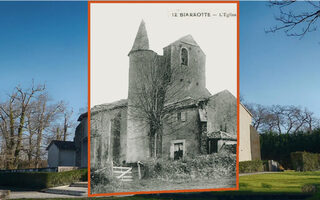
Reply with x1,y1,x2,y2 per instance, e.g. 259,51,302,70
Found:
220,144,237,154
239,160,264,173
90,164,121,193
0,169,87,189
143,153,236,181
291,152,320,171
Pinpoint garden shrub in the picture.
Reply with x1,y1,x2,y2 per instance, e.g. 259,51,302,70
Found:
239,160,264,173
90,164,122,193
291,152,320,171
143,152,236,181
0,168,87,189
220,144,237,154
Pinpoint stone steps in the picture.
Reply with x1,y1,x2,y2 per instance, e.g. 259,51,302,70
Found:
69,181,88,188
42,185,87,196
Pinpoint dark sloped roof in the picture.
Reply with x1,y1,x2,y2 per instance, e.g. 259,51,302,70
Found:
46,140,76,151
77,99,128,121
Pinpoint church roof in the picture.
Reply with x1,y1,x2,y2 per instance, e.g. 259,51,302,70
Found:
77,99,128,121
46,140,76,151
164,34,205,56
170,34,199,47
207,131,237,141
165,90,235,111
129,20,149,54
208,89,236,101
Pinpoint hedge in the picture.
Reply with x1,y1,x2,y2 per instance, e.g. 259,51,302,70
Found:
239,160,264,173
291,152,320,171
0,168,87,189
260,130,320,169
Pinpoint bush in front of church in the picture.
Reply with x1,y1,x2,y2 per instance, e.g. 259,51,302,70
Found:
143,152,236,181
90,162,122,192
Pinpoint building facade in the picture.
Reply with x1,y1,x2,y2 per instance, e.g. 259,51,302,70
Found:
48,20,260,168
83,20,241,168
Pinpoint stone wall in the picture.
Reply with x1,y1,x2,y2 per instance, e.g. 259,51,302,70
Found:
206,90,237,136
127,49,162,163
164,35,208,100
162,107,201,159
90,106,127,167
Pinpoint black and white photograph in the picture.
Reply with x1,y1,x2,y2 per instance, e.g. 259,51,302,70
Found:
87,2,239,194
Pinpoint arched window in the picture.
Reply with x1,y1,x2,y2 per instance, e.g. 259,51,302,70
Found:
181,48,188,66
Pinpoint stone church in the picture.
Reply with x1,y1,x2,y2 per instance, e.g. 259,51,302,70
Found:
86,20,241,167
51,20,260,169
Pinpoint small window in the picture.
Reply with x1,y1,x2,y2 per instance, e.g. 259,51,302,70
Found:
181,48,188,66
177,112,181,121
181,111,187,122
177,112,187,122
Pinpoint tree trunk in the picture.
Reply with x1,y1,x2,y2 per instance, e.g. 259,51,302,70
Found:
13,108,26,168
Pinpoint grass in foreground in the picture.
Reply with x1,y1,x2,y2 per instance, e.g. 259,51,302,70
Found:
239,171,320,193
13,171,320,199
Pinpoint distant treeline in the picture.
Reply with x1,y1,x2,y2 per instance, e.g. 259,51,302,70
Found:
244,103,319,134
260,129,320,168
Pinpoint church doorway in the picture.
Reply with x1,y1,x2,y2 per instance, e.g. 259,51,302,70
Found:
208,139,218,154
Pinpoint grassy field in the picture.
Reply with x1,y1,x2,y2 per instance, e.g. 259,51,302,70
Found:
239,171,320,193
92,177,236,194
13,171,320,200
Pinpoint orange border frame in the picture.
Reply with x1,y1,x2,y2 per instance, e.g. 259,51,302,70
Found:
88,1,240,197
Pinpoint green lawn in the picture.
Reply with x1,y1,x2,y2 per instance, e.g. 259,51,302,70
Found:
239,171,320,193
14,171,320,200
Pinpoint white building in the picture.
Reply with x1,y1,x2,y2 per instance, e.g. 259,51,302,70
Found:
46,140,76,167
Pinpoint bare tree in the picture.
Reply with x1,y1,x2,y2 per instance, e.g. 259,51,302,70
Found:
266,1,320,38
244,103,267,131
245,102,319,134
32,94,64,168
129,56,186,158
0,81,74,169
0,82,45,169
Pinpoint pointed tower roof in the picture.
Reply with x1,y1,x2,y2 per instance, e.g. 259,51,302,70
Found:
130,20,149,53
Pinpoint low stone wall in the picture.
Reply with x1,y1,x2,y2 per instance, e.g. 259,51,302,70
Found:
0,166,79,173
0,167,57,173
57,166,78,172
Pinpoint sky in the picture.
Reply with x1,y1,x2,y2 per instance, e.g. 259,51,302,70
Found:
0,1,319,123
0,2,88,123
240,1,320,117
90,3,237,107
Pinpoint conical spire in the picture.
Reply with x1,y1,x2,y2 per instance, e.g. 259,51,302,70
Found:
130,20,149,52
